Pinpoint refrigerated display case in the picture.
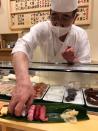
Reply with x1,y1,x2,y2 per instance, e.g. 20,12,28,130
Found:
0,61,98,131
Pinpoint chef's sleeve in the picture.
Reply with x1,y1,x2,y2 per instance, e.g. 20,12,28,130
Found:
12,25,41,61
76,31,91,63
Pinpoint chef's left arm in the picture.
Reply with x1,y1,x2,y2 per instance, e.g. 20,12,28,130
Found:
62,31,91,64
75,31,91,64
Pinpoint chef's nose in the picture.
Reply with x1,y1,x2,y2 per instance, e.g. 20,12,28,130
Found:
56,20,65,27
56,15,65,27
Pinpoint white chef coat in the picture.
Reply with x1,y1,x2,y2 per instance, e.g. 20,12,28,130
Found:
12,20,91,63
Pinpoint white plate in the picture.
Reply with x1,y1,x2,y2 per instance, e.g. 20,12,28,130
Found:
63,89,84,105
43,85,65,102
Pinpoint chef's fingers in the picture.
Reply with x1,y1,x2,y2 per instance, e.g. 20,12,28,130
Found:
14,101,26,116
8,97,18,115
26,95,34,111
66,47,74,52
67,46,71,49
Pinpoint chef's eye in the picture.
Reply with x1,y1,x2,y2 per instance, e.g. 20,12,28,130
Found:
62,15,73,20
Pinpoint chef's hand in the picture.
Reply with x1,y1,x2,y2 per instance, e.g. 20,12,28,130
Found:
62,46,76,64
8,80,35,116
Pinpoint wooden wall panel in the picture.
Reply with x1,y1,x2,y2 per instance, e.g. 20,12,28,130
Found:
8,0,92,30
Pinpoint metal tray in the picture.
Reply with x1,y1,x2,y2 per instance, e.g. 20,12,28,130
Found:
83,88,98,108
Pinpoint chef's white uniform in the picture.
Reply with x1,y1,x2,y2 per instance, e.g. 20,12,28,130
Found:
12,20,91,63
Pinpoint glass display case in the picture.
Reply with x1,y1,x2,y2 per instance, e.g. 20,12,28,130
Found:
0,61,98,131
0,61,98,109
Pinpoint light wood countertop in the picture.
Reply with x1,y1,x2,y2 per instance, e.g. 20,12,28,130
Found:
0,115,98,131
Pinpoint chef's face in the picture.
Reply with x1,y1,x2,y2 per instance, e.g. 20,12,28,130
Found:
50,9,78,27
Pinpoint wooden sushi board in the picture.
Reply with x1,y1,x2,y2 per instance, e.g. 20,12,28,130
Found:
0,114,98,131
0,101,98,131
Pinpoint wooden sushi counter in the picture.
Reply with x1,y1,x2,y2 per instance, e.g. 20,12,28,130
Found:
0,114,98,131
0,83,98,131
0,78,98,131
0,99,98,131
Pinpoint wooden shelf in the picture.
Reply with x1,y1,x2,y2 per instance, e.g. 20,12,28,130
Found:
0,33,20,61
0,48,12,51
10,7,50,14
8,0,92,29
79,3,90,7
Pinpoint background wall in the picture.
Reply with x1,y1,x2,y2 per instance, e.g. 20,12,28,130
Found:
85,0,98,62
0,0,13,33
0,0,98,61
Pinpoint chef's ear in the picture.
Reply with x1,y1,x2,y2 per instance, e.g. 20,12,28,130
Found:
49,9,52,19
72,12,79,24
50,9,53,16
50,9,52,14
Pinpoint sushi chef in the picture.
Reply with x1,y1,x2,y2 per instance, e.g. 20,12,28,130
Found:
9,0,91,116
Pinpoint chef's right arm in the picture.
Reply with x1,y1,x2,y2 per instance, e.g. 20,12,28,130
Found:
9,52,35,116
9,23,44,116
